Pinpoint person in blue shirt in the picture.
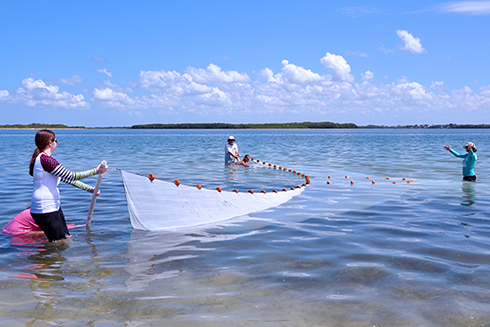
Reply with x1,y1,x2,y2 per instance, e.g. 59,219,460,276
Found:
444,142,477,181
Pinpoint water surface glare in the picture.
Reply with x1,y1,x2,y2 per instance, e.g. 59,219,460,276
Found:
1,128,490,326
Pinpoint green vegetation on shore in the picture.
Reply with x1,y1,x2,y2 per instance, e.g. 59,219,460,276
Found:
131,122,358,129
3,122,490,129
0,123,85,129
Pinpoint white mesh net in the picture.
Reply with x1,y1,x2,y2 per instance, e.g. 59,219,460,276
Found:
121,170,305,230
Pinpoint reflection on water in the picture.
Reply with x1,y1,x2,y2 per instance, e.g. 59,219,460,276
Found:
461,181,476,206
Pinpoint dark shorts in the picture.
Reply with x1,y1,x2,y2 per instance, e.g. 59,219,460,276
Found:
31,208,70,242
463,175,477,182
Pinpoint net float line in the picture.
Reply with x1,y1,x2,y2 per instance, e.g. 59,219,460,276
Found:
144,157,311,195
325,175,416,186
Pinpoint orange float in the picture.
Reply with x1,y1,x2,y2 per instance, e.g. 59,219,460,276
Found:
282,188,287,192
216,187,222,192
233,189,239,193
372,180,376,184
148,174,155,182
248,190,254,194
273,190,278,193
174,180,181,186
392,181,397,184
261,190,266,194
196,184,202,190
327,181,331,185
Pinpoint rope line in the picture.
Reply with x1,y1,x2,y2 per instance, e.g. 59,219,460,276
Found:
127,156,311,194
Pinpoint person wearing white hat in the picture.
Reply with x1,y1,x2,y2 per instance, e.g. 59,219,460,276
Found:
225,136,240,163
444,142,478,181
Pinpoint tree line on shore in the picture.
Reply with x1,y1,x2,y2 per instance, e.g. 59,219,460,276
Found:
130,122,358,129
3,122,490,129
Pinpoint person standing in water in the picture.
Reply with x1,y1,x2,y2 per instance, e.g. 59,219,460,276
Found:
444,142,477,181
29,129,107,242
236,154,251,166
225,136,239,164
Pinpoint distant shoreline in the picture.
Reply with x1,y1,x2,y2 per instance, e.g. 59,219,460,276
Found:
2,122,490,129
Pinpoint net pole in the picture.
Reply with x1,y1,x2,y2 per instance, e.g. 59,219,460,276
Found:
86,160,107,227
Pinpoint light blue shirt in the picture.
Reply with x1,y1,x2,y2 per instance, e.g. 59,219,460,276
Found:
450,149,477,177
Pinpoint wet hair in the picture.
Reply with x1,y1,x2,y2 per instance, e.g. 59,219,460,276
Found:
29,129,56,176
244,154,251,161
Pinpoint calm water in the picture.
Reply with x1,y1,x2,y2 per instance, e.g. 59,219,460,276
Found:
1,128,490,326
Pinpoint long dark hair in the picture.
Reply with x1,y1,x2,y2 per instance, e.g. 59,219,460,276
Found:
29,129,56,176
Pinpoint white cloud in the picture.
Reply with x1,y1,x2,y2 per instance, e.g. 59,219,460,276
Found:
345,50,369,57
187,64,250,84
48,75,84,85
0,90,9,100
4,59,490,124
439,1,490,15
10,78,89,109
262,60,323,85
340,6,383,17
397,30,425,54
91,55,108,62
362,71,374,81
320,53,355,83
87,61,490,122
92,88,138,108
97,68,113,79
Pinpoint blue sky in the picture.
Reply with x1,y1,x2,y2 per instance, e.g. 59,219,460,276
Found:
1,1,489,127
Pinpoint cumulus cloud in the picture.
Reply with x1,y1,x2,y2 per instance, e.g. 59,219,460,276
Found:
85,60,490,122
320,53,355,83
93,87,137,108
7,78,89,109
439,1,490,15
262,60,323,85
187,64,250,84
4,58,490,123
0,90,9,100
362,71,374,81
397,30,425,54
97,68,113,79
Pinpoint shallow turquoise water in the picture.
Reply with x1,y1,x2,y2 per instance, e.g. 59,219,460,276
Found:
1,128,490,326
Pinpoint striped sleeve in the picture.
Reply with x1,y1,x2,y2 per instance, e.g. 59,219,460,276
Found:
41,155,97,183
51,165,97,183
68,180,94,193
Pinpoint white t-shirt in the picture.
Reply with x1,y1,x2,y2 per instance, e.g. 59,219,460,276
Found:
225,142,239,163
31,153,61,214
